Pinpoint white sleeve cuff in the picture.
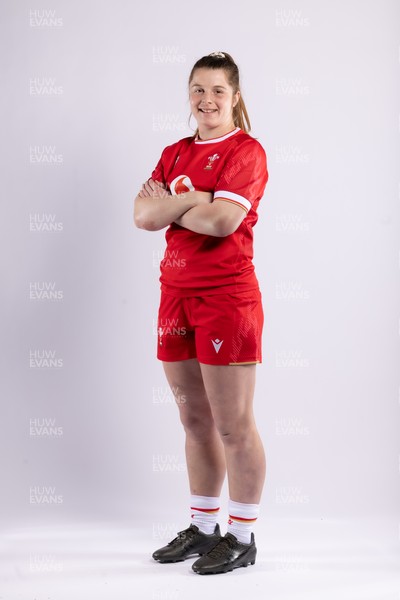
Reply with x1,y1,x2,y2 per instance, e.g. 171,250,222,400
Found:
213,190,252,212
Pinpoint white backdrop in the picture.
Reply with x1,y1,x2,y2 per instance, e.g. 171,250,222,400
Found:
1,0,399,534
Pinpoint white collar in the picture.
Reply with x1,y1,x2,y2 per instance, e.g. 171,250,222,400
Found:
194,127,241,144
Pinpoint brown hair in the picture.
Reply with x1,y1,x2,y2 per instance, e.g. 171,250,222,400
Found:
187,51,251,137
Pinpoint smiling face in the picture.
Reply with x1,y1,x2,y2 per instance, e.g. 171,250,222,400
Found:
189,68,240,138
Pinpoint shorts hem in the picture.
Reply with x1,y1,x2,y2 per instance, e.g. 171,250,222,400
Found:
157,354,197,362
198,358,262,366
228,360,261,365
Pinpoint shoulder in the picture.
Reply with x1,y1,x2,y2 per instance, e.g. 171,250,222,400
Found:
226,130,267,163
159,135,193,158
234,131,266,154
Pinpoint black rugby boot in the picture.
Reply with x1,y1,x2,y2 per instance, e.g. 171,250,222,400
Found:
152,523,222,563
191,531,256,574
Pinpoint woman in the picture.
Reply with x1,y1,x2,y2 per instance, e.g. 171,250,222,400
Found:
134,51,268,575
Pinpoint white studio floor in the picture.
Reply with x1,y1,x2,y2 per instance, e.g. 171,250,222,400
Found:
1,516,399,600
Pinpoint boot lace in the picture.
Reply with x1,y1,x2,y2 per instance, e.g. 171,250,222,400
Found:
167,525,196,547
206,535,236,559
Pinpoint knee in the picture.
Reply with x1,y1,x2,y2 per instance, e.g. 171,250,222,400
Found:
217,420,255,445
179,410,215,440
170,385,214,440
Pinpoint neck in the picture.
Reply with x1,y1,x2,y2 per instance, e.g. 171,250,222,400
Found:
197,123,237,141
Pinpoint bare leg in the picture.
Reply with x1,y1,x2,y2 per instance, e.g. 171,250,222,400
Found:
162,359,226,497
199,364,266,504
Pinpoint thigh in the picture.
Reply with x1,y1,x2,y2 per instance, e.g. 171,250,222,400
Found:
199,363,257,435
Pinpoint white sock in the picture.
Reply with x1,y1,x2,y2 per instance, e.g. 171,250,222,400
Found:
190,494,220,535
227,498,259,544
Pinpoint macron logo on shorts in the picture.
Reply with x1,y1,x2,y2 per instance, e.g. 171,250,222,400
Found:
211,338,224,353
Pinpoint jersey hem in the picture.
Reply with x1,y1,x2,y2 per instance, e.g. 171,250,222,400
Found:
160,283,260,298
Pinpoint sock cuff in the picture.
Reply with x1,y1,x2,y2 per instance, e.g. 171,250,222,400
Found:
190,494,220,511
228,498,260,520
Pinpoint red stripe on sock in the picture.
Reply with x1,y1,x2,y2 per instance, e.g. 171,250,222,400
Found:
191,506,220,513
229,514,257,523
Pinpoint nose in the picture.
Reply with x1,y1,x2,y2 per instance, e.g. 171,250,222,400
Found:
202,91,213,104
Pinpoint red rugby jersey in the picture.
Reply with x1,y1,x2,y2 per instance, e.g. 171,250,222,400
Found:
150,127,268,296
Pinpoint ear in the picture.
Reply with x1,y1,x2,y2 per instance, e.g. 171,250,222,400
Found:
233,90,240,108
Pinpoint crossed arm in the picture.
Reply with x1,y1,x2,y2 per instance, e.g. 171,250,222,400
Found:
134,178,247,237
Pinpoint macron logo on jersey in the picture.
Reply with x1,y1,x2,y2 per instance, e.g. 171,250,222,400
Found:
211,338,224,353
170,175,195,195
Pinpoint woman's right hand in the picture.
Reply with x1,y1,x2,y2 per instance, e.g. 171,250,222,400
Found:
139,178,171,199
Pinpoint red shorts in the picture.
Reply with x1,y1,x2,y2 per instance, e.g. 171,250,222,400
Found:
156,289,264,366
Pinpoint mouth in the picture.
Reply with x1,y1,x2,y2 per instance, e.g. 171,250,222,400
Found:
199,108,218,113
